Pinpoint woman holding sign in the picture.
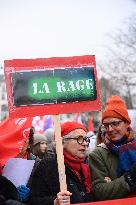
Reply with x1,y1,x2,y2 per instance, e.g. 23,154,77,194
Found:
28,121,94,205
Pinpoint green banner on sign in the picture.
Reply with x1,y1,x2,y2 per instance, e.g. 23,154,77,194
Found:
12,67,97,106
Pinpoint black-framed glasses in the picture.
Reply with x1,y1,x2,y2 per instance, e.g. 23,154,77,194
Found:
64,135,90,145
102,120,123,130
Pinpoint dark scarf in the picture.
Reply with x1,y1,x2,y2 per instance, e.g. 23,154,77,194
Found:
105,129,136,176
63,150,91,193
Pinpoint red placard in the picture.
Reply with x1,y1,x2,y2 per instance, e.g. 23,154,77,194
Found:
4,55,101,118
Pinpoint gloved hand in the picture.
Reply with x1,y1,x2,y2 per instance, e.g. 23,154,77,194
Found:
124,163,136,191
17,185,30,202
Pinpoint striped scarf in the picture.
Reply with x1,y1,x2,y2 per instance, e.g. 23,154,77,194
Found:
105,129,136,176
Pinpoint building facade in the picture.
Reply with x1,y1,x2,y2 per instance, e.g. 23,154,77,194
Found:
0,75,8,121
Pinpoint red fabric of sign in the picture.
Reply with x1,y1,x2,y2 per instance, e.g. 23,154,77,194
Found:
0,117,32,166
82,197,136,205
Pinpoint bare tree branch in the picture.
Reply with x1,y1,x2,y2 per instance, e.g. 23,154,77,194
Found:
98,13,136,108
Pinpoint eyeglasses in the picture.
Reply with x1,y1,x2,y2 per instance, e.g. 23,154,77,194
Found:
102,120,123,130
64,135,90,145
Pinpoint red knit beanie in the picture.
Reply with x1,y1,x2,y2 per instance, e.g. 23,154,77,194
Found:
102,96,131,124
61,121,87,137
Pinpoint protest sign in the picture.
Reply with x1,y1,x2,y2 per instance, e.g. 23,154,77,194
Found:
4,55,101,118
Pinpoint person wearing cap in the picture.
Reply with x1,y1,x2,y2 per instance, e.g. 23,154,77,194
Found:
28,121,94,205
29,133,48,161
17,129,48,161
89,95,136,201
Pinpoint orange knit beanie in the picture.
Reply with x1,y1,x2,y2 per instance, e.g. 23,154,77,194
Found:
102,96,131,124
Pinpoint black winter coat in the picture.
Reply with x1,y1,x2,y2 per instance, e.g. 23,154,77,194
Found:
28,156,93,205
0,176,24,205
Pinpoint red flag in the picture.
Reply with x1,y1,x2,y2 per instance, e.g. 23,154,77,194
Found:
88,115,94,131
0,117,32,166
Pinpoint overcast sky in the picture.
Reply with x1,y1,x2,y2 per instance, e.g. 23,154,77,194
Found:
0,0,136,69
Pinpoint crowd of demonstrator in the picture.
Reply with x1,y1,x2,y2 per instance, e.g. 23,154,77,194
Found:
0,95,136,205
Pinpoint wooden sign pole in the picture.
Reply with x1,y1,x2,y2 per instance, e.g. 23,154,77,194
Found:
52,115,67,191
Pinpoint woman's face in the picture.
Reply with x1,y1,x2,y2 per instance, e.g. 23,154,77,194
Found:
40,141,47,153
63,129,88,159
